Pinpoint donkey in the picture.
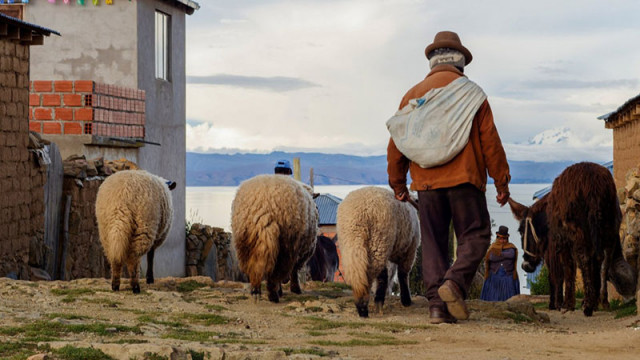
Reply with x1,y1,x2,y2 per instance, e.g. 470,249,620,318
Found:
509,162,636,316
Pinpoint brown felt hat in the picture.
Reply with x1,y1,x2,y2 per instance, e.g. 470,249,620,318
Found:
425,31,473,65
496,226,509,237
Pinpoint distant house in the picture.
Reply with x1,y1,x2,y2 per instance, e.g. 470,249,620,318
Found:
0,12,57,279
532,161,614,200
3,0,199,277
599,93,640,188
314,193,342,236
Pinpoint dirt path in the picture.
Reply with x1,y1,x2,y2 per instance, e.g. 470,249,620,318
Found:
0,276,639,359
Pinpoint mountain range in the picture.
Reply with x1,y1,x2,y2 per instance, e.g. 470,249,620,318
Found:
186,151,577,186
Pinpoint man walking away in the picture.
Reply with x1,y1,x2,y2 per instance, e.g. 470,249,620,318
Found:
386,31,511,324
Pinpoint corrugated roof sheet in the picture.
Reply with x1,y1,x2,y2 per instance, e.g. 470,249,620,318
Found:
314,193,342,225
598,93,640,122
173,0,200,15
0,12,60,36
532,161,613,200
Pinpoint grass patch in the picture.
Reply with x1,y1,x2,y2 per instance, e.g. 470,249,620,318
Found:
348,332,396,340
0,320,142,342
50,288,96,296
105,339,149,344
181,313,230,326
52,345,115,360
81,298,123,307
309,338,418,347
368,322,434,332
280,347,332,357
136,353,167,360
533,302,550,310
608,299,637,318
46,313,92,321
307,330,328,337
162,329,266,344
306,306,323,313
204,304,228,312
506,313,534,324
177,280,209,293
299,316,365,331
188,350,206,360
0,341,38,359
231,295,249,301
138,315,184,328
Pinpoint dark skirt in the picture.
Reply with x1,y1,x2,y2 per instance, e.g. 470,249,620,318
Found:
480,267,520,302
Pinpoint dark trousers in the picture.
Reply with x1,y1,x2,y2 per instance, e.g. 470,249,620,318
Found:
418,183,491,307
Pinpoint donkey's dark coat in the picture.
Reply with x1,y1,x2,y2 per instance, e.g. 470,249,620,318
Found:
510,162,634,316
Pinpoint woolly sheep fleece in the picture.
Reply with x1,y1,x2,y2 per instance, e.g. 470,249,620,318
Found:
337,186,420,317
96,170,173,293
231,174,318,302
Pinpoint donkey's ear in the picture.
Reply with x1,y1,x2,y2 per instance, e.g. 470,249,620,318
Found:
508,197,528,221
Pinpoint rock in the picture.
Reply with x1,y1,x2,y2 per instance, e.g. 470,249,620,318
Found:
30,267,51,281
27,354,49,360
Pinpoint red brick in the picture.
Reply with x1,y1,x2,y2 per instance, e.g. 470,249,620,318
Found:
74,108,93,121
42,122,61,134
55,108,73,121
63,122,82,135
54,80,73,93
42,94,61,107
33,81,52,92
33,108,53,120
29,94,40,106
74,80,94,93
63,94,83,107
29,121,41,133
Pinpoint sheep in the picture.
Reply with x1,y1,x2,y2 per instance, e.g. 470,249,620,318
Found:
96,170,173,293
231,174,318,303
337,186,420,317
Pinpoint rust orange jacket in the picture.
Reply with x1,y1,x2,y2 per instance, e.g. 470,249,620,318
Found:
387,65,510,195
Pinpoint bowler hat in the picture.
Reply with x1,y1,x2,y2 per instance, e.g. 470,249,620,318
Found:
425,31,473,65
496,226,509,237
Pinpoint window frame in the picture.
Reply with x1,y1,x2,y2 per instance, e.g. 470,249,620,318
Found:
155,10,171,81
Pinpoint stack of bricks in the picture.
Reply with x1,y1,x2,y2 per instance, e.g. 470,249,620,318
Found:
29,80,145,139
0,39,47,279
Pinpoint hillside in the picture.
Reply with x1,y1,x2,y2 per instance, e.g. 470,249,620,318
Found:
186,151,576,186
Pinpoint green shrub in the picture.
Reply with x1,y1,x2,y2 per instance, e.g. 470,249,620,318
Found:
529,264,550,295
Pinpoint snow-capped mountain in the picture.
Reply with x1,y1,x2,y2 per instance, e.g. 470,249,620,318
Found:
527,127,572,145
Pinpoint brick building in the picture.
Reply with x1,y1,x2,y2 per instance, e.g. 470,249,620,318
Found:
0,13,57,279
0,0,200,278
599,93,640,188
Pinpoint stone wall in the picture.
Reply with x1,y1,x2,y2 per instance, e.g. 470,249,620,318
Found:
185,223,245,282
58,177,108,280
619,165,640,299
0,39,48,280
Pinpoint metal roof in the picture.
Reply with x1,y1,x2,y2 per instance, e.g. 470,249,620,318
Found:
0,12,60,37
314,193,342,226
598,93,640,122
172,0,200,15
532,161,613,200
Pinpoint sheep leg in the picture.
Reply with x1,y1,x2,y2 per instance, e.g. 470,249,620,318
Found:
146,248,156,285
290,267,302,295
127,259,141,294
398,269,412,307
249,275,261,303
266,279,280,303
278,283,283,297
111,260,122,291
374,267,388,315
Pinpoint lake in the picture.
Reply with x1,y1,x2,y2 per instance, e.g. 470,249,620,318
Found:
186,183,550,295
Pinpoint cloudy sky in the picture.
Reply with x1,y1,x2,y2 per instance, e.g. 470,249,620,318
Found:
184,0,640,162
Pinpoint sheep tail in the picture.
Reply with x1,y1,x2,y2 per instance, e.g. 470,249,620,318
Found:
103,219,132,264
247,214,280,282
342,231,370,301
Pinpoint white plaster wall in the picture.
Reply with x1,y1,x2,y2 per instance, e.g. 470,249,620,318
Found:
25,0,138,88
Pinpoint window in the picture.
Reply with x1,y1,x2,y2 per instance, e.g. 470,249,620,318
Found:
155,11,171,80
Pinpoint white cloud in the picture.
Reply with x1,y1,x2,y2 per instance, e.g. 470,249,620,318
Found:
185,0,640,162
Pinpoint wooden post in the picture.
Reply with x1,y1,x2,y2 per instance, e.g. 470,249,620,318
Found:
310,167,314,189
293,157,301,181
